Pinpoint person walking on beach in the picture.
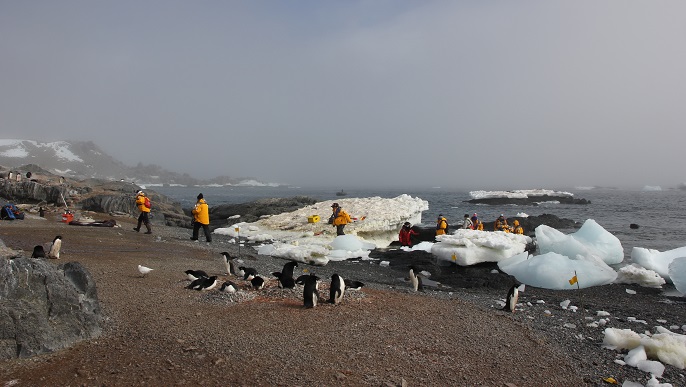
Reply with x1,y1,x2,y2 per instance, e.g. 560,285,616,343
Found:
134,191,152,234
191,193,212,242
436,214,448,236
462,214,474,229
330,203,352,236
399,222,419,247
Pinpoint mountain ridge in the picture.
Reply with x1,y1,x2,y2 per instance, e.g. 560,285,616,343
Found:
0,139,276,186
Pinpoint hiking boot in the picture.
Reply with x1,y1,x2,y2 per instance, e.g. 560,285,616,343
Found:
144,231,152,234
133,227,140,232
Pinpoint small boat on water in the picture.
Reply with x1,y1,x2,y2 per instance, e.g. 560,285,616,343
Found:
336,190,347,196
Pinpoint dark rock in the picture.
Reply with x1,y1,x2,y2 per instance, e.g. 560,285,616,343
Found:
206,196,318,231
0,179,68,205
630,223,639,229
0,251,102,360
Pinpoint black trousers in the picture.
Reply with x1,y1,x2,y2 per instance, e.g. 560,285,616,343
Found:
336,224,345,236
192,222,212,242
137,212,150,227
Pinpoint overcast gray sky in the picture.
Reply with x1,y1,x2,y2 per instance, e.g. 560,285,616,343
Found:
1,1,685,189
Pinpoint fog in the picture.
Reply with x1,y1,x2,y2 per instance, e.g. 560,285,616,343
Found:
1,1,685,189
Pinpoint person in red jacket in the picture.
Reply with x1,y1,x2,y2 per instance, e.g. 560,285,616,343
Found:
399,222,419,247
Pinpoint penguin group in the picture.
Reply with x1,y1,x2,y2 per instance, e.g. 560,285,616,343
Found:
180,252,365,308
30,235,63,259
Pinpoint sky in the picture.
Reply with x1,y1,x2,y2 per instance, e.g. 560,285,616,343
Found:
1,1,685,190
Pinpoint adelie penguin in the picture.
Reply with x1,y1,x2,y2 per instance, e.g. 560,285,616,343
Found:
220,280,239,293
187,276,219,291
240,267,258,281
220,252,244,277
408,266,423,292
301,274,320,308
48,235,62,259
250,275,266,290
185,270,209,281
344,279,364,290
503,284,520,313
328,274,345,305
272,261,298,289
31,245,46,258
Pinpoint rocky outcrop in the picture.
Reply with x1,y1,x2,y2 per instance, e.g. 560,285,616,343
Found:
465,195,590,206
0,248,102,359
205,196,318,230
0,179,68,205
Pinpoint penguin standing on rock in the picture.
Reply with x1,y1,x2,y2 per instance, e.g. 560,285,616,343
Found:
301,274,321,308
328,274,345,304
273,261,298,289
503,284,520,313
409,266,423,292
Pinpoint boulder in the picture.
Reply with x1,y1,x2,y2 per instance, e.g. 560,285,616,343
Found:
0,245,102,359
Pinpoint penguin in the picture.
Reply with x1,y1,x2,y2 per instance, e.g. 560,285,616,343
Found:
185,270,209,281
328,273,345,304
187,276,219,291
138,265,153,277
295,274,310,286
48,235,62,259
273,261,298,289
31,245,46,258
302,274,320,309
503,284,519,313
409,266,423,292
219,281,238,293
344,279,365,290
240,267,258,281
220,252,244,277
250,275,266,290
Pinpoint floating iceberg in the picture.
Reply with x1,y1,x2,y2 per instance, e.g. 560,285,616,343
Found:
431,229,531,266
469,189,574,200
536,219,624,265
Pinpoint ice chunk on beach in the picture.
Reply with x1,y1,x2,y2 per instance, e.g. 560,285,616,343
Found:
668,257,686,294
603,327,686,369
431,229,531,266
498,251,617,289
536,219,624,265
632,246,686,282
615,264,666,288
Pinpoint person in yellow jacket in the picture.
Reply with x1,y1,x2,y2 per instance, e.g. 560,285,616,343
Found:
133,191,152,234
191,193,212,242
512,219,524,235
331,203,352,236
436,214,448,236
475,220,484,231
494,214,509,231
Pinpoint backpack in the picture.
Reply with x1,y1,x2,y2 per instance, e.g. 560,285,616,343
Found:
144,197,151,209
2,205,16,220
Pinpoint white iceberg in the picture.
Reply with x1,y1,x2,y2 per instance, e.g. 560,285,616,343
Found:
615,264,666,288
603,327,686,370
668,257,686,294
632,246,686,282
431,229,531,266
536,219,624,265
498,251,617,290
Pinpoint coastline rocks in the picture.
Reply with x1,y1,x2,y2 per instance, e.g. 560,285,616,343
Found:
0,250,102,360
465,195,590,206
0,179,68,205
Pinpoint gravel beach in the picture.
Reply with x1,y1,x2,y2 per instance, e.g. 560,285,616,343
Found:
1,213,684,386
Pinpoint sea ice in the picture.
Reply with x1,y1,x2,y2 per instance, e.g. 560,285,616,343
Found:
603,328,686,369
432,229,531,266
668,257,686,294
615,264,666,288
631,246,686,283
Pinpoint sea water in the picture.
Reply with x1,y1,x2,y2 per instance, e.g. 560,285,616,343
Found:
153,185,686,260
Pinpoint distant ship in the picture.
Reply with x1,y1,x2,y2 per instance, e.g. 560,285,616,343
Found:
336,190,347,196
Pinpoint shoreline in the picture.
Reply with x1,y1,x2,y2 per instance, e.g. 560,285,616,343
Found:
0,214,684,386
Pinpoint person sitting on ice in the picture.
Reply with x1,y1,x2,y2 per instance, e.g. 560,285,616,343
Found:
399,222,419,247
512,219,524,235
475,220,484,231
462,214,474,229
494,214,509,231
